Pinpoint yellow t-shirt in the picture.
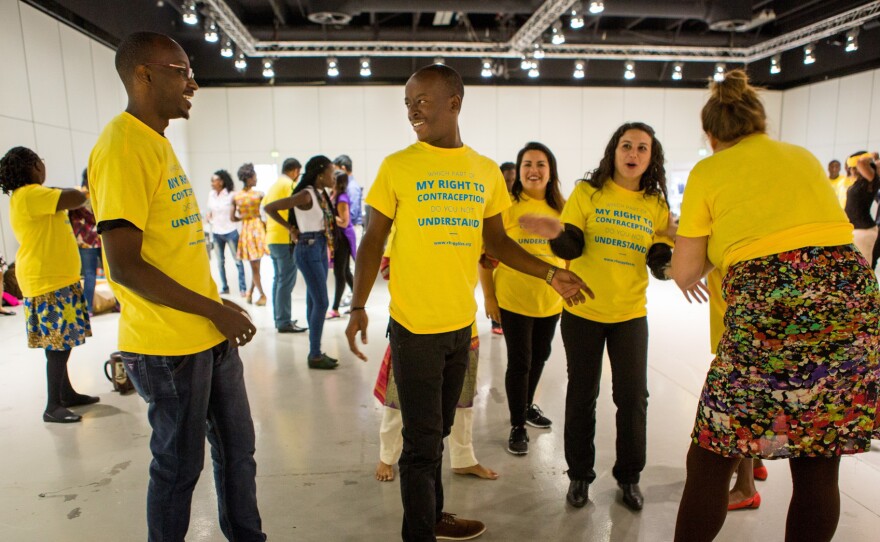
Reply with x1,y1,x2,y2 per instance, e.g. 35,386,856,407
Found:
494,194,564,317
9,184,81,297
264,175,295,245
678,134,853,275
367,141,511,334
89,112,225,355
561,181,673,323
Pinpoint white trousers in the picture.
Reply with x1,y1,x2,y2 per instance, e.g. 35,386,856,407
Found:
378,406,477,469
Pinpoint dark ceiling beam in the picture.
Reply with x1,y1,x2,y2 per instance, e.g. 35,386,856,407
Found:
265,0,287,25
625,17,645,31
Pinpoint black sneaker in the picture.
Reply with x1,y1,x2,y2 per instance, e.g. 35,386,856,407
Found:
507,425,529,455
435,512,486,540
525,404,552,428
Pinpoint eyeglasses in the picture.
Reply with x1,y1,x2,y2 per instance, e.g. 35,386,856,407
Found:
144,63,195,80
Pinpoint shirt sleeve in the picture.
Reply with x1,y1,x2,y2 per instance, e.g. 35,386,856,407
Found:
365,158,397,221
653,201,675,247
483,168,512,218
91,145,156,230
560,183,590,231
677,169,712,238
23,185,62,217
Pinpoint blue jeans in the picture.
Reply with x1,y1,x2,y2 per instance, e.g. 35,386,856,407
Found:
121,342,266,542
294,233,328,358
268,243,297,329
78,247,100,313
213,231,246,293
389,318,472,541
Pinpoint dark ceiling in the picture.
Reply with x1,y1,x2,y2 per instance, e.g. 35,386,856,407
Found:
23,0,880,89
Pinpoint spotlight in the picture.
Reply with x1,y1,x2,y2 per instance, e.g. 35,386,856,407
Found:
360,57,371,77
573,60,586,79
528,61,540,79
521,55,534,70
234,52,247,71
262,58,275,78
204,18,218,42
326,57,339,77
713,63,726,82
182,0,198,25
672,62,683,80
481,58,494,78
551,21,566,45
589,1,605,14
624,60,635,80
433,57,445,65
803,43,816,65
570,6,585,29
845,28,859,52
220,37,233,58
770,54,781,75
533,42,545,60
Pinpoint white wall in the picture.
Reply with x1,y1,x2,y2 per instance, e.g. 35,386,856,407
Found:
184,85,783,213
0,0,188,261
780,68,880,167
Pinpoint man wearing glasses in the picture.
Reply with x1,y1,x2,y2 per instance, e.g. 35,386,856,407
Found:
88,32,266,541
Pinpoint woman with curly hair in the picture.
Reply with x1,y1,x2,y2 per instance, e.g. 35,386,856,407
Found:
206,169,246,297
231,162,268,305
0,146,98,423
522,122,680,512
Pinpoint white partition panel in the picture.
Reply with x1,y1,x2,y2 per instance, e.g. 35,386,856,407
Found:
60,25,98,134
0,0,33,122
780,86,810,147
19,4,69,129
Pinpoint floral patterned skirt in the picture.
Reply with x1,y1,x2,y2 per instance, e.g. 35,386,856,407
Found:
24,282,92,351
237,218,268,261
692,245,880,458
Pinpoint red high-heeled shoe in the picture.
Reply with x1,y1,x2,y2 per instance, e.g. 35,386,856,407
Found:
728,492,761,511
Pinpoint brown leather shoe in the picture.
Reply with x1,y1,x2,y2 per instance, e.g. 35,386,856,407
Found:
435,512,486,540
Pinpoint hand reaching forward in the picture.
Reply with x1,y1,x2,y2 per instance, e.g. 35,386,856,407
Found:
518,214,564,239
679,279,710,304
212,300,257,347
551,268,594,306
345,310,370,361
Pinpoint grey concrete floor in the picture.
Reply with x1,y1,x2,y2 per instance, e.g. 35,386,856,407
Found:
1,269,879,541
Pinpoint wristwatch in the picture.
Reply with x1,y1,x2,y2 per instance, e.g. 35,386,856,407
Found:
545,266,558,285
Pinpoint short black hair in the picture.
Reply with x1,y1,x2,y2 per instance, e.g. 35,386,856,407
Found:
237,162,256,186
333,154,352,172
115,31,177,87
281,158,301,174
213,169,235,192
829,159,840,166
500,162,515,172
0,146,40,194
412,64,464,99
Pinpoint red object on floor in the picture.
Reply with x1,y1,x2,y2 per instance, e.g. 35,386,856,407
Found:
491,326,503,335
753,465,768,481
2,291,21,306
728,492,761,511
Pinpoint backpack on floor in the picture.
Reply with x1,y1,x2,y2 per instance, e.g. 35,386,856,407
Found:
104,352,134,394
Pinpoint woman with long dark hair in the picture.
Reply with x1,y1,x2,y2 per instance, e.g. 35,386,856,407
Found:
843,150,878,260
521,123,678,512
479,141,566,456
327,169,357,319
206,169,246,297
0,146,97,423
265,155,338,369
231,163,268,305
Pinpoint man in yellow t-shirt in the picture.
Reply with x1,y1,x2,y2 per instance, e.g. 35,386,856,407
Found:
265,158,306,333
88,32,265,541
827,159,849,207
344,64,590,541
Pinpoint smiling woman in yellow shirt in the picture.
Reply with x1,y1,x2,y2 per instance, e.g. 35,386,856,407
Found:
479,142,565,457
0,146,98,424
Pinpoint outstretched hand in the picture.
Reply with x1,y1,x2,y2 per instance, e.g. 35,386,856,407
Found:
551,269,594,306
345,310,369,361
679,280,710,304
518,214,564,239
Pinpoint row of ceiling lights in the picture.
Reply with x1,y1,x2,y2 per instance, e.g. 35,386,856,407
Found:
182,0,862,81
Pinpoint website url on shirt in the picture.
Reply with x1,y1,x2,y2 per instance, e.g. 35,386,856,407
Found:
434,241,473,247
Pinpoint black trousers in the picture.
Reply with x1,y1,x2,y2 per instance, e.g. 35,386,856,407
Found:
389,318,471,542
500,308,560,427
331,237,353,311
561,312,649,485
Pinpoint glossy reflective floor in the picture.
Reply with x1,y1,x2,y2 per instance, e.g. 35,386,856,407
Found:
1,270,879,541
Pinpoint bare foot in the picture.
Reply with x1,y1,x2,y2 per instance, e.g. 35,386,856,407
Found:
728,487,756,504
375,461,395,482
452,463,499,480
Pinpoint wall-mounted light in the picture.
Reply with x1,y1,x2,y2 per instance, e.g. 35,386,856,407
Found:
234,52,247,71
481,58,494,78
589,1,605,14
262,58,275,78
573,60,586,79
551,21,566,45
570,6,585,29
624,60,636,80
713,63,726,82
845,28,859,52
220,37,233,58
803,43,816,65
360,57,372,77
182,0,198,25
326,57,339,77
770,54,781,75
204,18,218,42
672,62,683,80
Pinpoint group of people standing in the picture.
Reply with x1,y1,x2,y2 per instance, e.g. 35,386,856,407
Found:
1,28,878,542
204,153,364,368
